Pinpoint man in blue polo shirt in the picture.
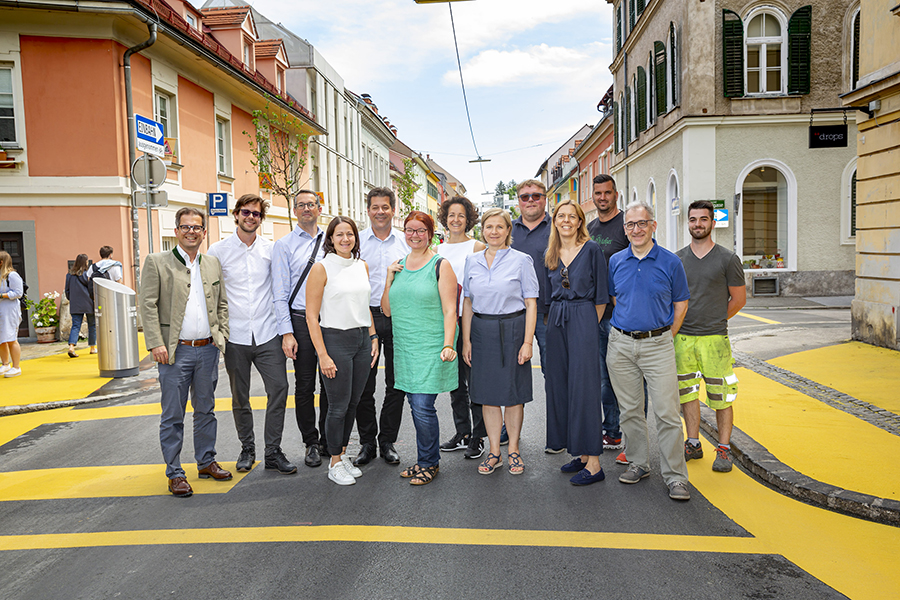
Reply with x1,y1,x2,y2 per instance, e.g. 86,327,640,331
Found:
606,201,692,501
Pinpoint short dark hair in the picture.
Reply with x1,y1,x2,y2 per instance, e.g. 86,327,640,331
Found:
294,189,321,208
323,216,361,259
99,245,114,259
404,211,435,240
593,174,616,191
175,207,206,229
437,196,478,231
367,187,396,210
233,193,269,223
688,200,715,219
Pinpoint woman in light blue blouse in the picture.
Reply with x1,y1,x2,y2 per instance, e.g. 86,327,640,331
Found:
461,208,539,475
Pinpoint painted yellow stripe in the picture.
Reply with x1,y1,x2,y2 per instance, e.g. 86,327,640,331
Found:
0,525,765,554
0,464,248,501
771,341,900,416
735,311,780,325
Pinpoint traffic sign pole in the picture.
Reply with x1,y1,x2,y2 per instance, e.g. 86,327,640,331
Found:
145,154,154,253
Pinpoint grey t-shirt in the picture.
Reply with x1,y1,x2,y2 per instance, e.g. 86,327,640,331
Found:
676,244,744,336
588,212,628,320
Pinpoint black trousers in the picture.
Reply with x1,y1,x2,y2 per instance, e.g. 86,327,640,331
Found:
290,310,328,447
450,317,485,438
355,308,405,446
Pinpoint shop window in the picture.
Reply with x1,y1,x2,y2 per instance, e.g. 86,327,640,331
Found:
741,166,788,268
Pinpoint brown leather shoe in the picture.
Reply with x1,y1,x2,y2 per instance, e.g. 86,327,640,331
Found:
168,477,193,497
197,461,232,481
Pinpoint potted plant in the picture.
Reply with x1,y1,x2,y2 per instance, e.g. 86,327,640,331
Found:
24,291,60,343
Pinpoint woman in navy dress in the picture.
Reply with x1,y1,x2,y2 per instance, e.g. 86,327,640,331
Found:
544,200,609,486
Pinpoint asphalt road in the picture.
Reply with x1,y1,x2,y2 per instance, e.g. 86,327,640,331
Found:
0,309,860,599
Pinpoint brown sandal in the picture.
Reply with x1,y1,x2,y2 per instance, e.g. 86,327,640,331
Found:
400,464,421,479
409,465,439,486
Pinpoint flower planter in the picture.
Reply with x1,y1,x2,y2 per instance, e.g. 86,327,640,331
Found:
35,326,57,343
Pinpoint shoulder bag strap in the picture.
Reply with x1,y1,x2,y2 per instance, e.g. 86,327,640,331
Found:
288,232,323,308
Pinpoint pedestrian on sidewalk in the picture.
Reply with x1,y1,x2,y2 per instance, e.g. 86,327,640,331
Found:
382,211,459,486
437,195,487,460
354,188,409,467
93,246,123,284
543,200,609,486
208,194,296,477
140,207,232,498
461,208,538,476
64,253,96,358
675,200,746,473
306,216,379,486
606,201,692,501
0,251,23,378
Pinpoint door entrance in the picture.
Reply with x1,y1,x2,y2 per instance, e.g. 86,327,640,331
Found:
0,232,29,337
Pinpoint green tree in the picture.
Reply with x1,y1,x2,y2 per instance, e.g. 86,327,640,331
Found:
243,94,310,230
396,158,420,218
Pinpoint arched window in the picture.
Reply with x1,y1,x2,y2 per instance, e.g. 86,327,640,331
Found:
666,171,680,251
647,179,657,221
744,9,787,94
851,7,861,89
736,160,798,270
841,158,858,243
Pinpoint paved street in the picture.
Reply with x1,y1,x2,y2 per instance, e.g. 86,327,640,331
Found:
0,307,897,599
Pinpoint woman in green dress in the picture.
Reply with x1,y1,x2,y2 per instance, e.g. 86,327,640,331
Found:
381,211,459,486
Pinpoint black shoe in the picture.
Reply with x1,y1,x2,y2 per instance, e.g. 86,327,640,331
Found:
304,444,322,467
354,443,377,466
318,443,331,458
464,436,485,459
379,442,400,465
236,446,255,472
265,448,297,475
440,432,470,452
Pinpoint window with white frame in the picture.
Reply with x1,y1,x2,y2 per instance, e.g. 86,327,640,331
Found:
216,118,230,176
850,7,861,90
154,90,177,159
741,166,788,266
0,66,16,145
745,10,786,94
185,13,196,29
840,158,858,243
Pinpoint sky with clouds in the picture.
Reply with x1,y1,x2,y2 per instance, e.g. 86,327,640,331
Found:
220,0,614,196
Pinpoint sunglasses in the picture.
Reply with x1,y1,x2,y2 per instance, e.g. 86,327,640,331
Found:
561,266,570,289
519,193,546,202
239,209,262,219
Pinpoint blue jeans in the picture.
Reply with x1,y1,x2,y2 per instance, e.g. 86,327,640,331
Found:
69,313,96,346
598,317,620,438
407,393,440,468
534,314,548,376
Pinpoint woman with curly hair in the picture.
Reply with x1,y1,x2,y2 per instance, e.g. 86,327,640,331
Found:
436,196,487,460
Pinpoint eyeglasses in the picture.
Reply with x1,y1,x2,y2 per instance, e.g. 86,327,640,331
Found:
239,209,262,219
624,220,652,231
404,227,429,236
177,225,205,233
294,202,319,210
519,193,546,202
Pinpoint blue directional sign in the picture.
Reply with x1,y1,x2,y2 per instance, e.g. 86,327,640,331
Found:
714,208,729,228
135,114,164,156
208,193,229,217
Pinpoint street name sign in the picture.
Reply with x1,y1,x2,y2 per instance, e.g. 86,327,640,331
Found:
208,192,229,216
135,114,165,156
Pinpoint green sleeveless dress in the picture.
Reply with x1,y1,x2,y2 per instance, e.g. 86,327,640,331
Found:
390,254,458,394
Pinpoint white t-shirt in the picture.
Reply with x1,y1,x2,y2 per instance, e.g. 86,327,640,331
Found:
318,254,372,330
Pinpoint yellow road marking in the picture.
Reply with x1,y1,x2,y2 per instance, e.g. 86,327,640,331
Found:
0,524,765,553
735,311,781,325
0,464,248,501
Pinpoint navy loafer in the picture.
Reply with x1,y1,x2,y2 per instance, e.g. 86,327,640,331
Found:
570,468,606,486
560,457,587,473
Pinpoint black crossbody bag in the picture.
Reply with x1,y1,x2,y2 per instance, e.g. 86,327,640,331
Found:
288,233,323,311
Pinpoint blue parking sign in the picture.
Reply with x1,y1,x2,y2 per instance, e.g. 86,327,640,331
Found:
208,193,229,216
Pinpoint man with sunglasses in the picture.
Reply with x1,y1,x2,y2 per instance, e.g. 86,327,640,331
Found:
606,201,692,501
273,190,330,468
208,194,296,476
140,207,231,497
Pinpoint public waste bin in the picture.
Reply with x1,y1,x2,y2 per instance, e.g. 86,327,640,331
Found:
93,278,140,378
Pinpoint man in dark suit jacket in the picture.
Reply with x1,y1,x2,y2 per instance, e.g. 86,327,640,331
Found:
140,207,231,497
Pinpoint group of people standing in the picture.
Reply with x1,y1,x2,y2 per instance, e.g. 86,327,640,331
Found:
140,176,745,501
63,247,124,358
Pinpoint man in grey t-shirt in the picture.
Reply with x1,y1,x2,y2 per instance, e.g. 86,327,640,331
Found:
675,201,746,473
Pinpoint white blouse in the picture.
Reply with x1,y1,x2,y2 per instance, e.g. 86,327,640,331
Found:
318,253,372,330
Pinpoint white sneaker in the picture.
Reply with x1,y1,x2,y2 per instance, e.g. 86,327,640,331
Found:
327,461,356,486
4,367,21,378
341,454,362,478
0,364,10,375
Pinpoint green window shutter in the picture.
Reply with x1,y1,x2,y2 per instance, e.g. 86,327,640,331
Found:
788,6,812,95
648,53,655,124
851,170,857,236
637,0,645,17
617,5,623,53
630,0,636,32
613,101,620,153
723,10,744,98
852,10,860,87
669,23,678,106
625,87,632,144
654,41,667,114
637,67,647,132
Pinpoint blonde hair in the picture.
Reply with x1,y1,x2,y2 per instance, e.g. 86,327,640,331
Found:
480,208,513,247
0,251,13,283
516,179,547,194
544,200,589,270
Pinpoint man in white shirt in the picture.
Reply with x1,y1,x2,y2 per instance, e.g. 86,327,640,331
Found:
208,194,296,475
353,187,410,466
94,246,124,283
140,207,231,498
272,190,329,468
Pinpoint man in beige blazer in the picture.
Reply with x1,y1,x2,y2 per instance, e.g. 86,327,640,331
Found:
140,207,231,497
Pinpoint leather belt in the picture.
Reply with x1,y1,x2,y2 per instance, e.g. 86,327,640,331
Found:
179,337,214,347
614,325,671,340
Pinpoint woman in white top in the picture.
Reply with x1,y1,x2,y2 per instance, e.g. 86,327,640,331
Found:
436,196,487,459
0,251,24,378
307,217,379,486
